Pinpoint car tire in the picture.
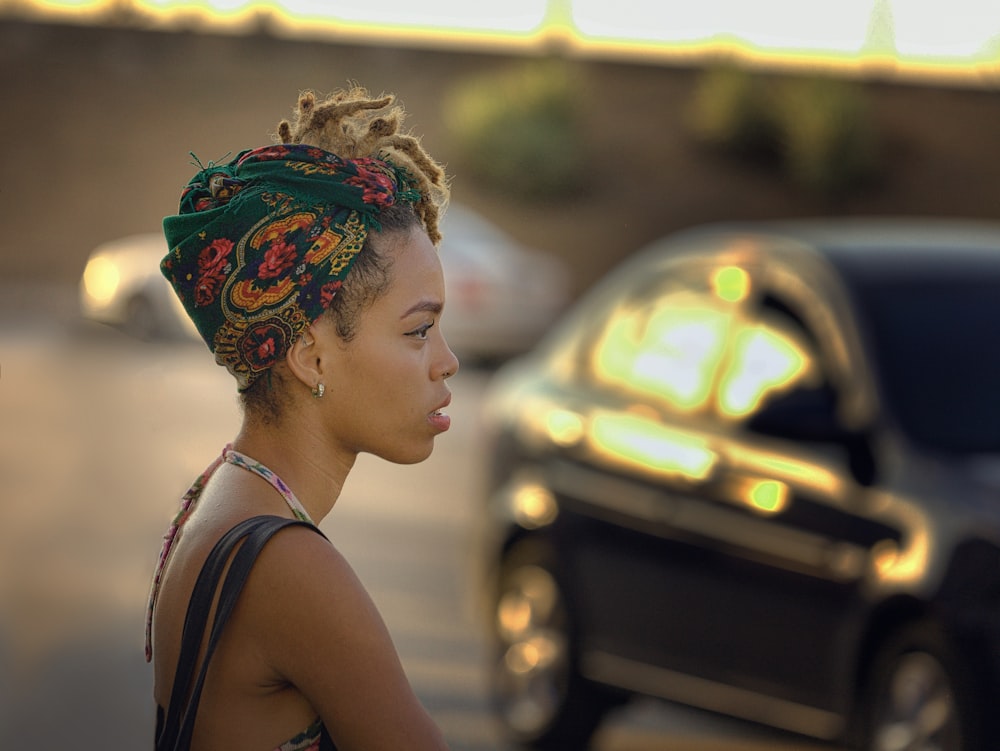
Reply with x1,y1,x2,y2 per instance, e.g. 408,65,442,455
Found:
860,621,985,751
490,537,623,750
125,293,159,341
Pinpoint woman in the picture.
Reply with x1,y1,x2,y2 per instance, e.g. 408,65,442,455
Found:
146,87,458,751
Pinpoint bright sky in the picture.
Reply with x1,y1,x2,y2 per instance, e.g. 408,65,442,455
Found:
572,0,1000,58
16,0,1000,81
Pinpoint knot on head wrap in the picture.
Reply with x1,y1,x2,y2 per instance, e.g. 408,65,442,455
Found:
160,143,421,390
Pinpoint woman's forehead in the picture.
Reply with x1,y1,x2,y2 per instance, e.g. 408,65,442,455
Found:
365,228,444,322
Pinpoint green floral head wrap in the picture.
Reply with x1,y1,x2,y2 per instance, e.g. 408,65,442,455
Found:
161,143,421,390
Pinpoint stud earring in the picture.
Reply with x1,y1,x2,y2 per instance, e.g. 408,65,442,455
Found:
311,382,325,399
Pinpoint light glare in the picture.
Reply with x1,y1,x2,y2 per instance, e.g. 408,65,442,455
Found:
10,1,1000,83
83,256,120,304
278,0,546,32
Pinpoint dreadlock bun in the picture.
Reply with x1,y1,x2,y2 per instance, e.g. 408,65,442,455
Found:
277,87,449,244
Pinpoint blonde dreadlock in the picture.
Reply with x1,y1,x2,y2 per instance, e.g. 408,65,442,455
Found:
276,87,449,244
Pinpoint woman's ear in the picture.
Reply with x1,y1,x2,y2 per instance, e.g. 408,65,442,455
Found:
285,323,324,392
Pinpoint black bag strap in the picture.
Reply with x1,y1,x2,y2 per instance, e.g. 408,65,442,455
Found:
156,515,327,751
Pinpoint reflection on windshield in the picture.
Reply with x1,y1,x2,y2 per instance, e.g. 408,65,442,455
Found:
591,286,815,422
719,325,811,418
593,299,729,412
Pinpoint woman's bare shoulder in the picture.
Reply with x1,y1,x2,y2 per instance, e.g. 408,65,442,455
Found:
243,522,368,618
241,523,448,749
239,522,398,679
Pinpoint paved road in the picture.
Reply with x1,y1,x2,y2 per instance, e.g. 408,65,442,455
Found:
0,299,838,751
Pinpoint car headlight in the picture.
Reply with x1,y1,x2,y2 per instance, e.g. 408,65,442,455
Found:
82,255,120,304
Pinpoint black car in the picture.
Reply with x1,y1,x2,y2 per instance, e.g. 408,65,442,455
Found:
478,218,1000,751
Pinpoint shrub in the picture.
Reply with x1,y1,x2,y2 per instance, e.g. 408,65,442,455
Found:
773,74,879,196
687,63,879,197
444,60,587,200
686,64,778,160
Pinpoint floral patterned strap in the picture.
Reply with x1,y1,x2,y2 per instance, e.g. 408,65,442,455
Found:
277,717,325,751
145,449,226,661
222,446,315,525
145,445,316,661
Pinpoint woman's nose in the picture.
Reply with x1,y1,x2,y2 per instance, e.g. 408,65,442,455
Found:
439,339,460,380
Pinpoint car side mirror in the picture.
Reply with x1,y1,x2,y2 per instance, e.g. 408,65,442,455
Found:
746,385,848,442
746,385,877,486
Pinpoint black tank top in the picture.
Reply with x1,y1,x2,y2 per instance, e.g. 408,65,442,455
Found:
154,516,337,751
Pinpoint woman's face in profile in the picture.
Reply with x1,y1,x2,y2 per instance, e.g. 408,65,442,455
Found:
317,225,459,465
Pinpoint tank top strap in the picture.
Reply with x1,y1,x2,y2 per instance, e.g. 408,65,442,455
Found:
145,444,315,662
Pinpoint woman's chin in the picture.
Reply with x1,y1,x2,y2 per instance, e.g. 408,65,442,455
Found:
375,443,436,466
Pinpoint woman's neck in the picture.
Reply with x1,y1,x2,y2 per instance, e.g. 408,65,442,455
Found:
230,417,355,525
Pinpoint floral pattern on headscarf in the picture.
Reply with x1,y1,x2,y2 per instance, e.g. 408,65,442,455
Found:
160,144,420,390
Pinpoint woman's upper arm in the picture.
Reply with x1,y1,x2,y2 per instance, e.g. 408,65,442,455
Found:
246,526,449,751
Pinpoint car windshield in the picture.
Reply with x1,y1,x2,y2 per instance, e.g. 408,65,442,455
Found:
844,259,1000,454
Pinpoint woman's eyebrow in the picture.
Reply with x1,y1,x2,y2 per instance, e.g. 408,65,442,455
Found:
401,299,443,318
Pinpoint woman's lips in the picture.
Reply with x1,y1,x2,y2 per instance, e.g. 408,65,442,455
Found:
429,395,452,432
428,409,451,432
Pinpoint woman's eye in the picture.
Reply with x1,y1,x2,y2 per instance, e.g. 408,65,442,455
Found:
406,322,434,340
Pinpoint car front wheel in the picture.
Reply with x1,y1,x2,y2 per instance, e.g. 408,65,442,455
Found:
862,622,984,751
491,538,622,750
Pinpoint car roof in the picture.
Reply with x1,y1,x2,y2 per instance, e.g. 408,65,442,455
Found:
654,217,1000,283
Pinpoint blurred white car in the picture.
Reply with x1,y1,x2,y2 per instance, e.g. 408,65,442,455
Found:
79,232,198,340
80,206,571,358
438,204,570,363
